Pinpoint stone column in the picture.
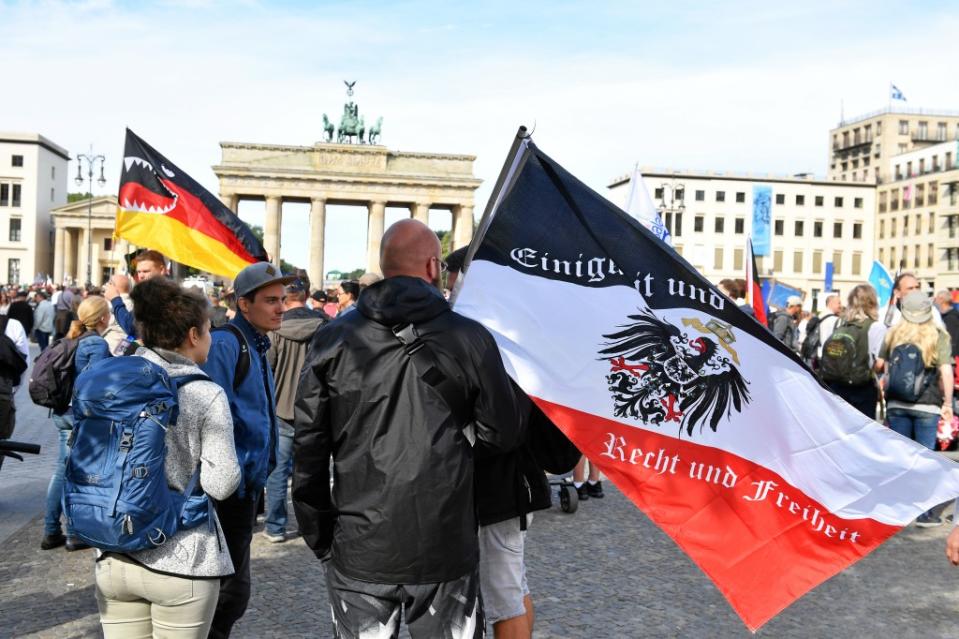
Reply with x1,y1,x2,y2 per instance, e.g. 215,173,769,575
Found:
411,201,430,224
308,197,327,290
264,196,282,265
367,200,387,274
221,193,239,213
64,229,75,284
54,225,65,284
453,204,474,249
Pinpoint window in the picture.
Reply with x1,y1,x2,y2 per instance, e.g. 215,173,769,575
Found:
899,120,909,135
813,251,823,274
903,215,909,235
51,166,55,179
891,188,899,211
8,218,20,242
920,158,926,174
104,237,113,251
735,192,745,203
833,222,842,238
854,197,863,209
916,214,922,234
10,155,23,167
716,191,725,202
949,152,955,169
654,187,664,200
934,156,941,172
914,244,920,269
0,184,7,207
853,222,862,239
733,248,744,270
775,193,785,205
907,161,913,177
794,220,804,236
930,181,938,205
879,192,887,213
734,218,744,234
774,250,783,271
714,217,725,233
814,195,824,206
939,122,948,141
918,121,928,139
879,248,885,264
891,247,897,270
713,247,724,270
50,187,54,202
852,253,862,275
890,217,897,237
813,221,823,237
895,164,903,180
694,215,704,232
695,190,704,201
902,246,909,268
673,212,683,237
795,194,805,206
774,219,784,236
11,184,20,207
832,251,842,275
7,259,19,285
793,251,803,272
929,243,935,268
879,220,885,238
929,211,936,232
877,121,882,136
916,184,925,207
834,197,843,207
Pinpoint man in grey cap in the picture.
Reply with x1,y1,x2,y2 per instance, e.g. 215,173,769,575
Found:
201,261,293,638
771,295,803,352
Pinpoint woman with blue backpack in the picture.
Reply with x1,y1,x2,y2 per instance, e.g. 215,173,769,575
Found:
877,291,953,525
40,295,112,552
85,278,241,637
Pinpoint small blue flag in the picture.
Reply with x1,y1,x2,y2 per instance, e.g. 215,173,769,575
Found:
868,260,894,308
891,84,907,102
824,262,834,292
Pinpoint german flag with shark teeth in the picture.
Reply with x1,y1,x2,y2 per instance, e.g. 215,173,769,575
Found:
115,129,267,277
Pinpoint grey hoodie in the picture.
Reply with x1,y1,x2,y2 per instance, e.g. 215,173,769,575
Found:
268,306,326,422
118,348,241,577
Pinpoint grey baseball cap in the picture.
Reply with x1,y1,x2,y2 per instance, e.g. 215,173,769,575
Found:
234,262,296,298
901,291,933,324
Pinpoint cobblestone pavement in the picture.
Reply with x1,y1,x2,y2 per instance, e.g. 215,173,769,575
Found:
3,475,959,638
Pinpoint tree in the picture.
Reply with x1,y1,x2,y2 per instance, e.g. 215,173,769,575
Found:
67,192,93,203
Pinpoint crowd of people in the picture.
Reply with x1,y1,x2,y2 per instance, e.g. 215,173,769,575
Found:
11,221,583,639
11,228,959,636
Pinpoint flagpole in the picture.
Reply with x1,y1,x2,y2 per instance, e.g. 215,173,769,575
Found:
459,126,532,277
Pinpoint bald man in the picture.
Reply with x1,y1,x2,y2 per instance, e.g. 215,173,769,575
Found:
293,219,523,638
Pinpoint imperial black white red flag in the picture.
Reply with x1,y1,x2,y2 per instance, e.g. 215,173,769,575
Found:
453,132,959,631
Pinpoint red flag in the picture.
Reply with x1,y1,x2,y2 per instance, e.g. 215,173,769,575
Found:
454,133,959,631
745,237,768,326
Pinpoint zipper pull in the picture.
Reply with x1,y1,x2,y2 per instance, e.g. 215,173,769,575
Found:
124,514,134,535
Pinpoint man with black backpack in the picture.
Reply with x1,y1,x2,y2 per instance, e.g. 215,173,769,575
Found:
293,220,524,638
201,261,292,638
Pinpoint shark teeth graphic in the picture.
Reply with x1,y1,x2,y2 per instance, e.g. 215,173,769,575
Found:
123,156,154,173
121,193,178,215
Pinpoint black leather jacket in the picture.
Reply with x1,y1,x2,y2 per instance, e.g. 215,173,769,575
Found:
292,276,523,584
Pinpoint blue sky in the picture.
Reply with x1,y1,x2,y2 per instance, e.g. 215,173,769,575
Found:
3,0,959,272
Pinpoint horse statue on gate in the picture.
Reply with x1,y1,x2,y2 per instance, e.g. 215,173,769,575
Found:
368,117,383,145
321,114,334,142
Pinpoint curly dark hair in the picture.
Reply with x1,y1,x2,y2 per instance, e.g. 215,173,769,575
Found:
130,277,211,350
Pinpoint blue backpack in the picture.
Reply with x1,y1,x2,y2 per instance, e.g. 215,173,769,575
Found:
886,343,934,403
63,356,212,552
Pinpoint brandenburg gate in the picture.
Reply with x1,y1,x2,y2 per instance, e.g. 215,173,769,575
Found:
212,87,481,286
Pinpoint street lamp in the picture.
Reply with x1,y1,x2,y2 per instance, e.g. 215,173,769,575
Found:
657,181,685,236
75,148,106,287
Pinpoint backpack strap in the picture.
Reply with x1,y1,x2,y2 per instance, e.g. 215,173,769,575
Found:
392,322,473,431
212,324,251,391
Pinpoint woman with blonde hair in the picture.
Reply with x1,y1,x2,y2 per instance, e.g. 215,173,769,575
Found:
41,295,112,552
822,284,887,419
877,291,953,526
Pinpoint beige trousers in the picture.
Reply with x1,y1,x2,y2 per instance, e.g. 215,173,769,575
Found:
95,554,220,638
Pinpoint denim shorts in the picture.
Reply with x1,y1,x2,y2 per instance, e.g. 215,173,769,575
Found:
478,513,532,624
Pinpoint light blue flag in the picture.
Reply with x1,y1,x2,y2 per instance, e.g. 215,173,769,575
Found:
891,84,907,102
868,260,894,308
824,262,834,292
751,185,772,256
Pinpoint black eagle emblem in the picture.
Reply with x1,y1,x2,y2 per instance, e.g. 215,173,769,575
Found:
599,310,750,436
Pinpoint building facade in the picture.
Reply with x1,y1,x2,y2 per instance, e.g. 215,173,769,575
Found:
0,133,68,285
608,171,875,309
828,108,959,184
50,195,132,286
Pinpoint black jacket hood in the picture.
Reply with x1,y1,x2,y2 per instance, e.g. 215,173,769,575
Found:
357,276,449,326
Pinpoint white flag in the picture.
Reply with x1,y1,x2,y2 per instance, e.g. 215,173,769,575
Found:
624,165,672,246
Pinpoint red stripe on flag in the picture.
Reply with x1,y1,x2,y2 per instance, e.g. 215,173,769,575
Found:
533,396,899,631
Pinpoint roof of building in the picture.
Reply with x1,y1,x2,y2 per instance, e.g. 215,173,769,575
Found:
0,132,70,161
608,168,875,190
